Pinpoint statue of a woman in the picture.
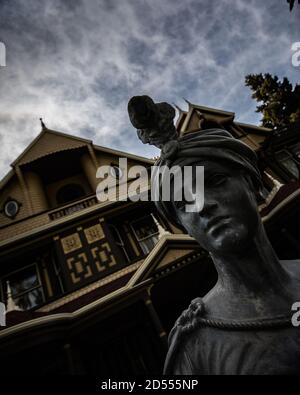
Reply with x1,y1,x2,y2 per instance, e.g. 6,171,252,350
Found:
128,96,300,375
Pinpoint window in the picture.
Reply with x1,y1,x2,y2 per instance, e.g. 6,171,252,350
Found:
131,215,159,255
109,225,130,262
56,184,85,205
51,252,65,295
276,150,300,179
1,198,21,219
4,200,20,219
1,265,45,311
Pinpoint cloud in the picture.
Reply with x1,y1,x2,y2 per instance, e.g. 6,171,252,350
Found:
0,0,299,179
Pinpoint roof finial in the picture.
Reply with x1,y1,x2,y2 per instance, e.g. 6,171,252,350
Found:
151,213,170,239
172,103,184,114
40,117,47,130
183,98,193,108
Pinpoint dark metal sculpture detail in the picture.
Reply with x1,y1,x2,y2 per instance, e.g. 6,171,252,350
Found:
128,95,300,375
128,95,178,149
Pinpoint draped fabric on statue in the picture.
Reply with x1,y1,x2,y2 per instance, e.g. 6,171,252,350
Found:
152,129,263,227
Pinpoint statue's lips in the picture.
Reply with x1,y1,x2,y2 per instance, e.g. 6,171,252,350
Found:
206,216,230,232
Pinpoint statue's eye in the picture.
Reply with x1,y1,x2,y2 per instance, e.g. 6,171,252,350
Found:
206,174,227,187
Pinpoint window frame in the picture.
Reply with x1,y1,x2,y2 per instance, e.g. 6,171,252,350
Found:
108,224,130,263
0,263,45,310
276,149,300,180
130,214,159,255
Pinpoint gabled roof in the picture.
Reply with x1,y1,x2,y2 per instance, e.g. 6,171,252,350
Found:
177,101,272,136
93,144,154,164
236,122,272,136
12,128,154,166
184,100,235,117
128,234,200,287
0,128,155,191
0,169,15,191
11,128,92,167
11,127,155,168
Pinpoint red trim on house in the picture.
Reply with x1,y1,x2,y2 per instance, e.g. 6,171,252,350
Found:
1,271,135,330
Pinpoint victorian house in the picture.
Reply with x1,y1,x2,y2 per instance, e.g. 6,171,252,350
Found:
0,101,299,374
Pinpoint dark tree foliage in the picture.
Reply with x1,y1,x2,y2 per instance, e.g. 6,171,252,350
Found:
287,0,300,11
245,73,300,129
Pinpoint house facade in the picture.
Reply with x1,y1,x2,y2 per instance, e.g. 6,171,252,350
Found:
0,102,299,374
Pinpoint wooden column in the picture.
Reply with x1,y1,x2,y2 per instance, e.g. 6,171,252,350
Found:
80,152,98,192
15,165,33,215
63,343,76,375
24,170,49,213
142,289,168,350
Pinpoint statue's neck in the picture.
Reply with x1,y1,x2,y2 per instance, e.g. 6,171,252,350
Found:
208,223,294,319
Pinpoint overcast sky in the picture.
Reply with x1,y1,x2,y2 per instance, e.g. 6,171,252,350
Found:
0,0,299,179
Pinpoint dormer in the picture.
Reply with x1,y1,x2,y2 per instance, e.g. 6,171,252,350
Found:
175,100,272,152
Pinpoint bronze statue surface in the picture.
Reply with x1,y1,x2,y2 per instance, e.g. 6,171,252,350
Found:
128,95,300,375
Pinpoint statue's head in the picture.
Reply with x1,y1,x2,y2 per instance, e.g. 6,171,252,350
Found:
128,96,264,256
164,157,261,255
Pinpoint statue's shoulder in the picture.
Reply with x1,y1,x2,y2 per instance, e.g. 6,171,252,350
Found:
164,297,205,374
172,297,205,336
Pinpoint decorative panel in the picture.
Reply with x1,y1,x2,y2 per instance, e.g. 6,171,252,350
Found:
53,217,124,291
84,223,105,244
91,243,117,273
67,253,93,284
61,233,82,254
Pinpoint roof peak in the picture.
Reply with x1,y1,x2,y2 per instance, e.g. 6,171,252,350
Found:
39,118,47,131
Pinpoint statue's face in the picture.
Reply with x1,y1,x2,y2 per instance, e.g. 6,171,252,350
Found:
171,160,260,255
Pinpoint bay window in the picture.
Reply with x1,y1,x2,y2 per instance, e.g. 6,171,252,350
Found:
131,215,159,255
1,264,45,311
276,150,300,179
